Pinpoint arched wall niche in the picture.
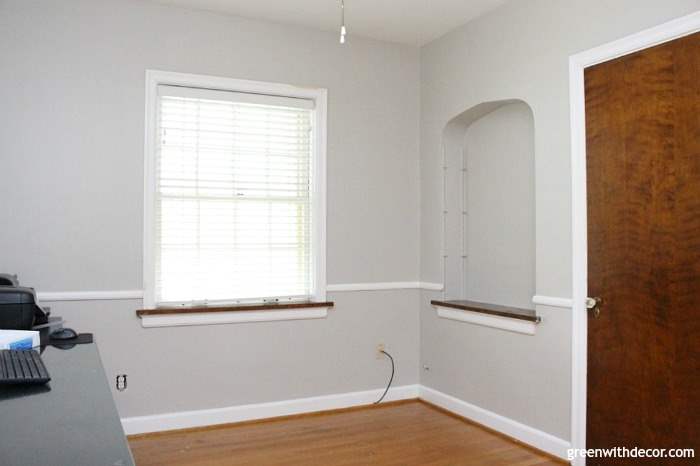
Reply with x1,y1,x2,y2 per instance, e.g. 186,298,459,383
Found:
442,99,535,310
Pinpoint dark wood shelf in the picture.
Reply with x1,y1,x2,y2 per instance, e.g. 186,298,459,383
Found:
137,301,334,317
430,300,540,323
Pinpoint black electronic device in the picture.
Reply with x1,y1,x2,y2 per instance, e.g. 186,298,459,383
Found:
0,274,49,330
0,349,51,385
0,274,19,287
50,328,78,341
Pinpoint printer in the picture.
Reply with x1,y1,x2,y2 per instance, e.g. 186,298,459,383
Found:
0,274,50,330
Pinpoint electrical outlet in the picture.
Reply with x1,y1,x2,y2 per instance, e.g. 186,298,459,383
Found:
116,374,128,392
376,343,385,359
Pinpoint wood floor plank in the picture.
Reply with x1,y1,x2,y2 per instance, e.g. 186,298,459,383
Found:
128,400,566,465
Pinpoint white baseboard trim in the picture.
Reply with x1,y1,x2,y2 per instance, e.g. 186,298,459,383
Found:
122,384,420,435
532,295,573,309
419,386,570,460
122,384,570,461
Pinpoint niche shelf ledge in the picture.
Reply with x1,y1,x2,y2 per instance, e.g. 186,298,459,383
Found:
430,300,540,335
136,301,334,328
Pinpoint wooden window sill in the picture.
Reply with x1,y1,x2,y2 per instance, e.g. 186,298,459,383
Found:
430,300,540,335
136,301,334,328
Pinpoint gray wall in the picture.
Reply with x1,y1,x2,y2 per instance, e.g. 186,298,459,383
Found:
3,0,699,441
464,102,535,309
441,101,535,308
52,290,420,417
419,0,700,441
0,0,421,417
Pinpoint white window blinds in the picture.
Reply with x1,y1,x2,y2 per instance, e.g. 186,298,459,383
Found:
154,85,315,306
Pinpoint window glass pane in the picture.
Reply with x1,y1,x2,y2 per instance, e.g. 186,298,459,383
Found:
154,88,313,305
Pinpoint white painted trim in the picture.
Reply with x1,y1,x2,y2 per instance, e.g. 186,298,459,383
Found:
434,305,537,335
313,88,328,302
327,281,419,292
34,282,444,302
139,307,330,328
142,70,328,308
122,383,570,461
531,295,572,309
326,281,443,292
143,70,158,310
568,11,700,465
419,282,444,291
37,290,144,302
419,386,570,460
122,384,420,435
570,11,700,69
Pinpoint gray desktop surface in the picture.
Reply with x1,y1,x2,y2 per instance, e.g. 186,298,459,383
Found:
0,343,134,466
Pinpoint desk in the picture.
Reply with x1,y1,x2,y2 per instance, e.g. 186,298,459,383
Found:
0,343,134,466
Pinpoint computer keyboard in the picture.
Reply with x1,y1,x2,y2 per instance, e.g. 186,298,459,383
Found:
0,349,51,385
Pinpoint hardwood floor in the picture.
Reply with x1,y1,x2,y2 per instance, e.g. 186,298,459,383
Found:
128,400,565,465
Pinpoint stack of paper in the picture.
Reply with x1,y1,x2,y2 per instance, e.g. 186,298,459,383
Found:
0,330,40,350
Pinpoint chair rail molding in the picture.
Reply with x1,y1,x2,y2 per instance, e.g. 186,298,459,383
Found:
37,282,445,302
531,295,572,308
327,281,443,292
37,290,145,302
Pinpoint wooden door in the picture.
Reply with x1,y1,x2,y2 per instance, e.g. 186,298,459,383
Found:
585,32,700,465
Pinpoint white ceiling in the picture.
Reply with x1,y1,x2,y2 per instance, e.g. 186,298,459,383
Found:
147,0,507,46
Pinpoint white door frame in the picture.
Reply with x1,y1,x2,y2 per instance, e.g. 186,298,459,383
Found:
568,11,700,466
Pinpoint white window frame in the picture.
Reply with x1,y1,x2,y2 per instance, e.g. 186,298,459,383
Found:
142,70,327,310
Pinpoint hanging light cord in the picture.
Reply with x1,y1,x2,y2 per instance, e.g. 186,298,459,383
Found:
339,0,347,44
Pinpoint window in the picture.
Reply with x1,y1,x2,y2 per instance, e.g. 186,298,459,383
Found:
144,71,326,308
